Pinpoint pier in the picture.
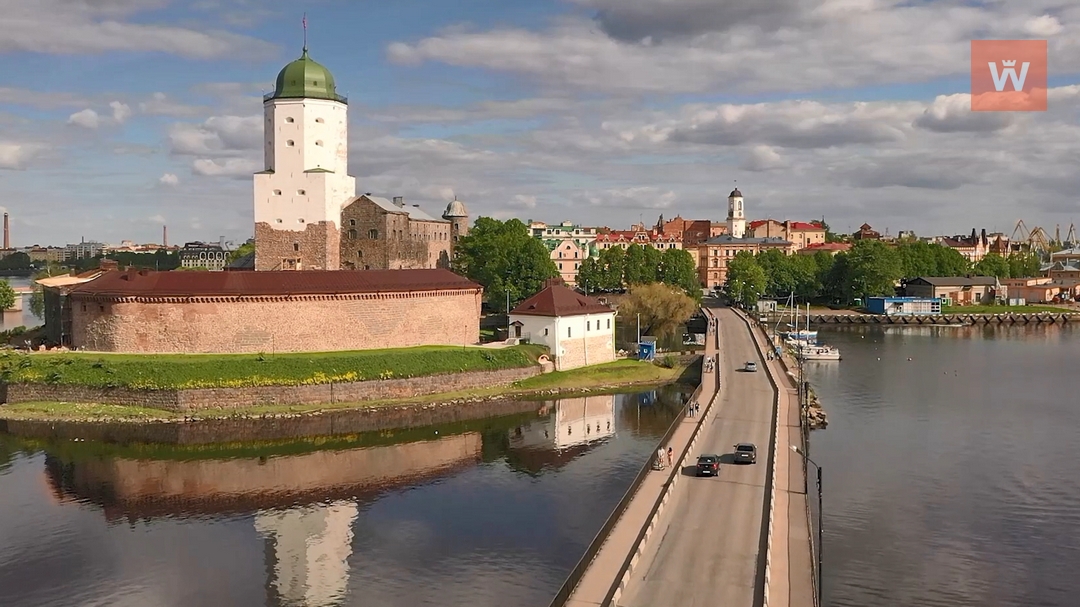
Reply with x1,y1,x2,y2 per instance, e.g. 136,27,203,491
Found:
770,311,1080,326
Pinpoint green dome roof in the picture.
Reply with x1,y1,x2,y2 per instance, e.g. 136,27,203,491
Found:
268,49,345,103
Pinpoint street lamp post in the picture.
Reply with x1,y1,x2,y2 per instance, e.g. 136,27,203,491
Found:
792,444,823,607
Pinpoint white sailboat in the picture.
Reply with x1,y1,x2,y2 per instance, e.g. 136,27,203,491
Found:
791,302,841,361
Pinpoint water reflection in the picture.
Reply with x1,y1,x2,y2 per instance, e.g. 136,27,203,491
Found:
1,390,685,607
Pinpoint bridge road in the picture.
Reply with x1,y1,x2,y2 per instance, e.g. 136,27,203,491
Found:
617,306,774,607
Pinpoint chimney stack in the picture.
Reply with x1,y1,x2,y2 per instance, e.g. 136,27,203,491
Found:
163,225,168,248
393,196,404,207
3,212,9,250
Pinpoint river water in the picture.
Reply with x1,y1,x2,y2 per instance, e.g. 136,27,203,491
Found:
807,324,1080,607
0,389,684,607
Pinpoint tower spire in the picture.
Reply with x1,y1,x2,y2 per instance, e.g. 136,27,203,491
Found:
302,13,308,53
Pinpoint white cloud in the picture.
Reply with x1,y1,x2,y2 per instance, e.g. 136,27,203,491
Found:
912,94,1016,134
191,157,259,178
147,214,166,224
573,186,677,209
139,92,207,118
0,141,46,169
110,101,132,124
742,145,787,172
0,0,276,59
169,115,262,156
508,194,537,209
67,108,101,129
158,173,178,186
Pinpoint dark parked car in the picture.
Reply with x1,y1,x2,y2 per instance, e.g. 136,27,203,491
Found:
696,454,720,476
733,443,757,464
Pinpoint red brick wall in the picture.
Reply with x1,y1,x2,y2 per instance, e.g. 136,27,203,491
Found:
2,366,539,413
71,289,482,353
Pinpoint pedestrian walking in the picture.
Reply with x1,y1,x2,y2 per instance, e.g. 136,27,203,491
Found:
667,447,673,467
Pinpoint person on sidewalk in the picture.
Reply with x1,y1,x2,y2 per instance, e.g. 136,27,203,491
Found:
667,447,673,467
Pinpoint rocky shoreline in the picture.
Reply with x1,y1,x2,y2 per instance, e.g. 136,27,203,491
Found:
804,385,829,430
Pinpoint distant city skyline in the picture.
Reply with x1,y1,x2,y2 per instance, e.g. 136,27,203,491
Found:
1,1,1078,246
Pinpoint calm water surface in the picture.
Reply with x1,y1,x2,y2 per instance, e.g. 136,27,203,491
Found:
0,390,683,607
807,324,1080,607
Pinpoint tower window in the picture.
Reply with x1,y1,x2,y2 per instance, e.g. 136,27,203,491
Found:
297,189,306,195
273,189,281,195
369,229,379,239
349,219,356,226
286,140,295,146
298,218,305,224
357,250,363,258
285,117,294,123
348,229,357,239
315,118,325,123
275,219,283,224
315,140,324,146
293,243,299,252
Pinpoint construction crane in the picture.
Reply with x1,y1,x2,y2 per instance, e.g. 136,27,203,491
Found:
1064,223,1078,249
1009,219,1052,256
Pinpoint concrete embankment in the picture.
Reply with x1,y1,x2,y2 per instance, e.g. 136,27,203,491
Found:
768,311,1080,326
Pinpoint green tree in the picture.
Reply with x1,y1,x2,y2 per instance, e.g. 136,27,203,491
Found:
623,244,651,285
453,217,559,312
576,256,602,293
0,280,14,311
617,282,697,339
789,253,822,302
596,246,627,291
228,241,255,263
756,249,796,297
1008,252,1040,278
844,240,903,301
814,219,841,244
929,245,971,276
725,252,767,307
973,253,1010,278
659,248,702,300
0,252,31,271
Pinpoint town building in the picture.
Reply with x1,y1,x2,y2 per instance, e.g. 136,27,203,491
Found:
26,246,64,264
696,188,793,289
339,194,454,270
35,262,113,346
1042,260,1080,281
901,276,1003,306
63,240,106,261
546,239,594,286
797,242,851,256
865,296,941,316
179,241,230,271
934,229,1009,264
509,284,615,371
747,220,826,249
1005,276,1080,303
529,221,602,249
594,223,682,252
851,224,881,241
66,268,482,353
1049,246,1080,265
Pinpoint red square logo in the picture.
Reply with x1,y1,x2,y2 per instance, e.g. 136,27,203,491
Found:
971,40,1048,111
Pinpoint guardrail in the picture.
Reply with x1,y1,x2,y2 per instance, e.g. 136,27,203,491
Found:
734,309,781,607
547,308,713,607
604,308,722,606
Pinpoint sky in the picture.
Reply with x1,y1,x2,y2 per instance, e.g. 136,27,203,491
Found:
1,0,1079,248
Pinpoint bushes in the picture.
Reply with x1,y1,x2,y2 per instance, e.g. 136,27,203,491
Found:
0,345,541,390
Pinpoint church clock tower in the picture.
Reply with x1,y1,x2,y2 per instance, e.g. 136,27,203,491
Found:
727,187,746,239
253,45,356,270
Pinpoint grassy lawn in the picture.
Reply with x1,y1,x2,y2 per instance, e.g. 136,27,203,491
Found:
0,344,546,390
0,358,688,422
941,305,1073,314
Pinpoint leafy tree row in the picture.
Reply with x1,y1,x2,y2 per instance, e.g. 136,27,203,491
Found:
577,244,701,299
726,239,1042,306
452,218,560,313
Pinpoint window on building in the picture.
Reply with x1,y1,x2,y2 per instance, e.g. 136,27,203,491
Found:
567,327,572,338
273,189,281,195
298,218,305,224
275,218,283,223
315,117,324,123
285,117,294,123
293,243,299,252
544,328,549,336
315,140,323,146
349,219,356,226
286,140,295,146
587,321,591,331
369,229,379,239
558,251,563,258
358,250,363,258
348,229,357,239
607,318,611,329
297,189,306,195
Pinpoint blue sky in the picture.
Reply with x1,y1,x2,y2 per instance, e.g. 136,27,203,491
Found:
1,0,1079,247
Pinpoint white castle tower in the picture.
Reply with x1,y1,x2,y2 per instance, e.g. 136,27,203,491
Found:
253,44,356,271
727,186,746,239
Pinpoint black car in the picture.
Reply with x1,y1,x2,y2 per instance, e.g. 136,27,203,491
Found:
696,454,720,476
733,443,757,464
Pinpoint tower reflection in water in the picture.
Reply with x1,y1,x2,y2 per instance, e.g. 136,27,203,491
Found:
40,396,629,606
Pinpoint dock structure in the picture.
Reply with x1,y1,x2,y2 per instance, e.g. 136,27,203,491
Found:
798,312,1080,325
551,306,816,607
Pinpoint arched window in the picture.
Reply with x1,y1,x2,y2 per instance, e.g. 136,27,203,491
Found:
285,117,294,123
286,140,295,146
315,117,325,123
369,229,379,239
348,229,357,239
293,243,300,252
357,250,363,258
315,140,323,146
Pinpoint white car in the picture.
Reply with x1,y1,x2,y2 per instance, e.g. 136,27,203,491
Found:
745,361,757,372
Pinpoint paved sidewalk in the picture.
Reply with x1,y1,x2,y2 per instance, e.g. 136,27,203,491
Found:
748,322,816,607
563,314,721,607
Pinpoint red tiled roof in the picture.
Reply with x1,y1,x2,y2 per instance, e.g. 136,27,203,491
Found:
68,269,481,298
799,243,850,252
510,284,613,317
789,221,823,231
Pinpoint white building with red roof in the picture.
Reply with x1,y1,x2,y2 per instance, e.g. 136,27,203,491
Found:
509,284,615,371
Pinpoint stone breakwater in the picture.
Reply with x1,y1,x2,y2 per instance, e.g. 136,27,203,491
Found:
0,366,542,414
